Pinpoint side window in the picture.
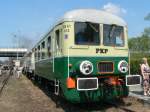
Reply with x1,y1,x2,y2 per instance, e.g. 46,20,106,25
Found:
47,36,51,57
41,41,45,59
38,45,40,60
55,30,60,49
34,48,37,61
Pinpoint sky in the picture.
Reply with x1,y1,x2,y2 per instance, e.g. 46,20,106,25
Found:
0,0,150,48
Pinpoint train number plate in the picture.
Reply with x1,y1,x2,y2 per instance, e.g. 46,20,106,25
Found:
126,75,141,86
77,78,98,91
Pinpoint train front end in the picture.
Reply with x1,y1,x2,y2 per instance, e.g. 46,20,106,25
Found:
59,10,138,103
60,21,131,103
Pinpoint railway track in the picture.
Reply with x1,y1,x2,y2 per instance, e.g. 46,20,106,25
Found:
32,79,149,112
0,72,149,112
0,69,13,97
106,100,136,112
26,74,149,112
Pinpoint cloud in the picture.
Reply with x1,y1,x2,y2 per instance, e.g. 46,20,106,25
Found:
102,2,127,16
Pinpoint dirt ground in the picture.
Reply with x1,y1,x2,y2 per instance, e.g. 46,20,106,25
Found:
0,73,150,112
0,74,63,112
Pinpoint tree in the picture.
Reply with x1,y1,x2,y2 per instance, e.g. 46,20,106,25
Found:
144,13,150,21
129,13,150,74
142,27,150,37
19,36,33,49
129,36,150,51
143,13,150,36
12,33,33,50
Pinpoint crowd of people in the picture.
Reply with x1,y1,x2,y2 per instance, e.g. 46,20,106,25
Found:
0,65,22,79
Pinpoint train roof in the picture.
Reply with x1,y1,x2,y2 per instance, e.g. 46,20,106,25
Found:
32,9,127,49
59,9,127,26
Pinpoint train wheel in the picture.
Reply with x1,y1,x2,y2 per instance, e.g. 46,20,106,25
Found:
34,75,38,82
41,77,47,88
47,80,55,93
38,76,42,85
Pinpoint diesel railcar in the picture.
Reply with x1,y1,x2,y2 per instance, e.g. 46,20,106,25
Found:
25,9,140,103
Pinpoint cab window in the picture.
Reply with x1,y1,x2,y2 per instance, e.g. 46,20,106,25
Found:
103,24,124,47
75,22,100,45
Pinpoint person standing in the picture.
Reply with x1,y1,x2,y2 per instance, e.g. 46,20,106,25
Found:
17,67,23,78
140,57,150,96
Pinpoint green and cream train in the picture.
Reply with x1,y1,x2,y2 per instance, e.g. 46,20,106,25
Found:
24,9,141,103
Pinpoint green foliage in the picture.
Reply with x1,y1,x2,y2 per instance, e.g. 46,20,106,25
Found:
144,13,150,21
130,52,150,74
128,35,150,74
129,36,150,51
130,58,140,74
143,27,150,36
129,13,150,74
129,36,150,74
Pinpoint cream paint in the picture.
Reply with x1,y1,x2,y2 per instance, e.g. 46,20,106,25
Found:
32,9,128,61
33,21,128,61
63,22,128,57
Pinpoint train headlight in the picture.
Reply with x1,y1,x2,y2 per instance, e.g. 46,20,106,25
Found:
79,60,93,75
118,60,128,73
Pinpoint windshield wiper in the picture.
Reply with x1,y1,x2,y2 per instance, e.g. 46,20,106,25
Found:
87,22,99,32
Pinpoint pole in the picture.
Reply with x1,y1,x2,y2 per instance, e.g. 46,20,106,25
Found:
17,36,18,60
13,34,18,60
129,49,131,75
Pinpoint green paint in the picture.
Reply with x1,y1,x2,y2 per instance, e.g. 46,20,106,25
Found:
35,56,129,103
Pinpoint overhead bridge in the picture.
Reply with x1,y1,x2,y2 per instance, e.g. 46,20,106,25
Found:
0,48,27,57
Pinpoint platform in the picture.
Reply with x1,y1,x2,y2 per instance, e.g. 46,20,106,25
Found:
129,85,150,104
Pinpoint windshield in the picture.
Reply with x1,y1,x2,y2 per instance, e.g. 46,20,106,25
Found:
103,24,124,47
75,22,100,45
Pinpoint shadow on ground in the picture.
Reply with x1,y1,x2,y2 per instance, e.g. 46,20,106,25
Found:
29,77,132,112
131,91,143,95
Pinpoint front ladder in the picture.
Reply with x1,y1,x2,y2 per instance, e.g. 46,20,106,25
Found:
54,79,59,95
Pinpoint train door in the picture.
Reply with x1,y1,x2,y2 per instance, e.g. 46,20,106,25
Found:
31,50,35,71
54,26,63,56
